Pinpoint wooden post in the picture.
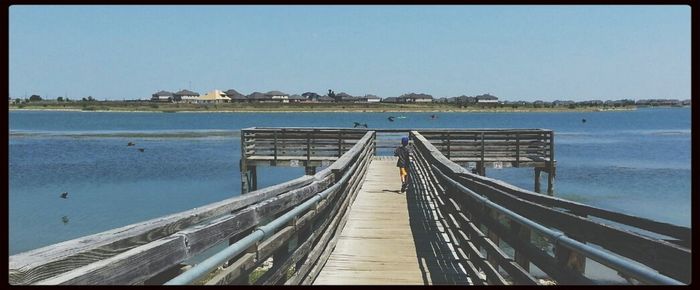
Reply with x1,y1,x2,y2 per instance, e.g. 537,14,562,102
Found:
534,168,541,193
547,169,554,196
547,131,555,196
271,241,290,284
515,132,520,168
306,133,311,166
480,132,485,173
509,220,530,272
273,131,278,166
240,131,250,194
445,132,451,159
250,166,257,191
305,166,316,175
555,243,586,275
337,131,342,157
295,223,312,273
487,209,500,268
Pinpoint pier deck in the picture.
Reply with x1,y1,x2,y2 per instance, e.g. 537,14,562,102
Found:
314,157,425,285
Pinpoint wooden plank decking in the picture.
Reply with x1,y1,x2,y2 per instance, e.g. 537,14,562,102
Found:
314,157,425,285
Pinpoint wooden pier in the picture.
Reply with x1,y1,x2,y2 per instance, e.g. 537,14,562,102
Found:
9,128,691,286
315,157,425,285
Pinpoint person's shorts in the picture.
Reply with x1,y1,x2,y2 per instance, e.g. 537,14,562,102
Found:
400,167,408,178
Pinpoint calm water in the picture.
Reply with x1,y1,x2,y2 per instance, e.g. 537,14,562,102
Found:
8,108,691,255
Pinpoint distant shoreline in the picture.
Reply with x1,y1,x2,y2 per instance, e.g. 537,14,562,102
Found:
8,105,640,113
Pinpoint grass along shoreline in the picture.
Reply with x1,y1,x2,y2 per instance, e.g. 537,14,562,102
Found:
8,102,637,113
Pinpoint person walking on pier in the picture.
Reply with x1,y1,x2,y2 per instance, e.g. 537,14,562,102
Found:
394,136,412,193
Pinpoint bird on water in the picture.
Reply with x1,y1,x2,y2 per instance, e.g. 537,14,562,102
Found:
138,148,145,152
60,192,68,199
62,216,69,224
387,116,396,122
353,122,368,128
582,118,587,123
127,142,135,146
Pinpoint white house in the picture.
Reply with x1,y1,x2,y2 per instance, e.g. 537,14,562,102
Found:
398,93,433,103
174,89,200,103
265,91,289,103
151,90,174,102
361,94,382,103
476,94,499,103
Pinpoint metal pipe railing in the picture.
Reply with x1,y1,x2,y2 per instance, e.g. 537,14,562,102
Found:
165,138,372,285
430,165,683,285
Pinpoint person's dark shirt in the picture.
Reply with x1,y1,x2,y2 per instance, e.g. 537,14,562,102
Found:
394,145,411,168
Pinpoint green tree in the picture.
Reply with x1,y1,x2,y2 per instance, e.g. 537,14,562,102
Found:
29,95,42,102
57,97,64,102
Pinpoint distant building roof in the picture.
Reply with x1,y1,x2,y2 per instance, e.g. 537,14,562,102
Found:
153,90,174,96
302,92,320,98
288,94,306,100
317,95,335,101
199,90,231,101
174,89,199,96
382,97,399,102
248,92,270,100
363,94,381,99
266,90,288,96
475,94,498,100
399,93,433,99
224,89,245,97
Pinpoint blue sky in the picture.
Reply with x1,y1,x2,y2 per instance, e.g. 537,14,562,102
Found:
9,5,690,101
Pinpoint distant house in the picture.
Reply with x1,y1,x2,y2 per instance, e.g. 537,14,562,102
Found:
288,94,308,103
578,100,604,106
265,91,289,103
315,95,335,103
382,97,399,103
336,92,360,103
247,92,272,103
453,95,477,103
302,92,321,101
198,90,231,103
475,94,499,103
511,101,531,106
174,89,200,103
224,89,248,103
553,100,575,107
398,93,433,103
151,90,174,102
360,94,381,103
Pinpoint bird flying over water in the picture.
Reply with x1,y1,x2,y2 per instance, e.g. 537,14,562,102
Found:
387,116,395,122
60,192,68,199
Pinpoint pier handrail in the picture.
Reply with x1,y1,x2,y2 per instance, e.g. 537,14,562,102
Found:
9,131,376,285
9,176,316,285
410,131,690,285
165,131,373,285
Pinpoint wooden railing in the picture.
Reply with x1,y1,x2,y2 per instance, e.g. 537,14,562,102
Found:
410,131,690,285
9,131,376,285
417,129,553,168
